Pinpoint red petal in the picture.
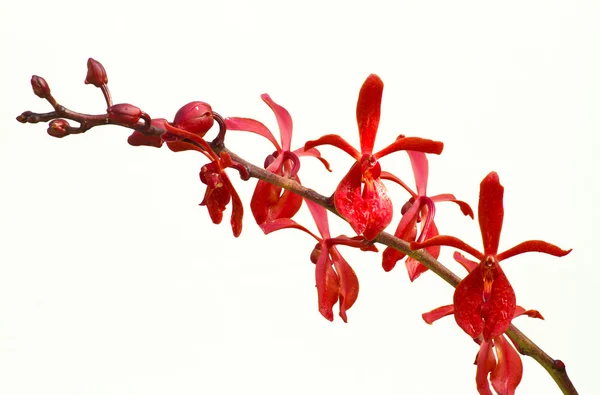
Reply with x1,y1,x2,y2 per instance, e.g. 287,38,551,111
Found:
453,264,516,340
481,265,516,340
513,306,544,320
219,172,243,237
406,220,440,281
295,147,332,172
330,246,359,323
305,199,331,239
304,134,361,160
329,235,377,251
422,304,454,324
230,188,244,238
416,198,436,244
259,217,321,241
201,186,229,225
163,123,219,161
497,240,572,261
490,335,523,395
411,235,484,262
453,251,479,273
356,74,383,154
261,94,293,151
381,198,420,272
225,117,281,151
315,244,337,321
476,340,496,395
404,259,428,282
334,161,393,240
165,140,203,153
250,179,302,226
407,151,429,196
380,170,417,197
431,194,474,218
374,137,444,159
478,172,504,255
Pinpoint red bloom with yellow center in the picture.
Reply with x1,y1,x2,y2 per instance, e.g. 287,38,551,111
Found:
305,74,444,240
411,171,571,341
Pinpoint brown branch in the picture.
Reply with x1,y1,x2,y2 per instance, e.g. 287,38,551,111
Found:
16,104,578,395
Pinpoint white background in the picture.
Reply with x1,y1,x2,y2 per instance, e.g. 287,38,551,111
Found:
1,1,598,394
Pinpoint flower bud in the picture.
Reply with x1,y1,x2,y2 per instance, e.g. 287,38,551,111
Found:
127,131,163,148
85,58,108,87
31,75,51,99
127,118,167,148
173,101,214,137
107,103,142,125
47,119,70,138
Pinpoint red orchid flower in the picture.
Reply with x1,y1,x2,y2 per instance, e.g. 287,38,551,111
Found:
411,172,571,340
226,94,330,228
162,122,247,237
423,251,545,395
261,199,376,322
423,298,544,395
305,74,444,240
380,151,473,281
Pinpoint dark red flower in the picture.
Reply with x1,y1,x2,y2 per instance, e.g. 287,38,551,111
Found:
261,200,376,322
162,123,244,237
84,58,108,87
381,151,473,281
411,172,571,340
423,300,543,395
305,74,444,240
226,94,330,228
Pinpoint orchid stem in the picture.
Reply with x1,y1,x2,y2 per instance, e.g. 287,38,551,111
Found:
16,106,578,395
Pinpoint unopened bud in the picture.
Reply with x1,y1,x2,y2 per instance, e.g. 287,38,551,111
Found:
107,103,142,125
127,118,167,148
47,119,70,138
173,101,214,137
127,131,163,148
85,58,108,87
31,75,51,99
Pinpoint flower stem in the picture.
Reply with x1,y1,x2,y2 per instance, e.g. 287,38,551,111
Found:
16,106,579,395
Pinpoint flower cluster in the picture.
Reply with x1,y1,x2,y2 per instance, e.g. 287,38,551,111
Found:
413,172,570,393
17,58,574,394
